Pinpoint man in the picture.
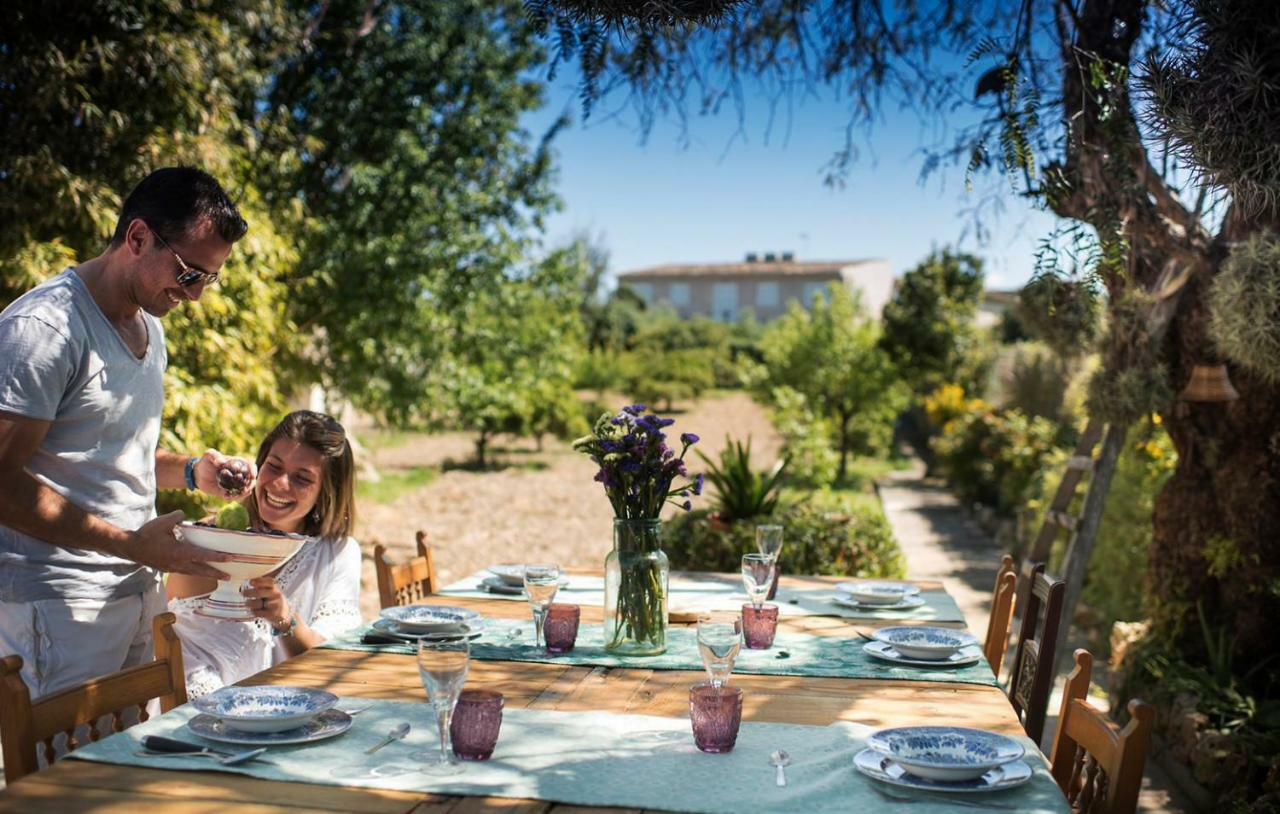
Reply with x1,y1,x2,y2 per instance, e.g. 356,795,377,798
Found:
0,166,256,697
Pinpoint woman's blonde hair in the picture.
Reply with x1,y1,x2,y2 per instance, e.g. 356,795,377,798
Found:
246,411,355,540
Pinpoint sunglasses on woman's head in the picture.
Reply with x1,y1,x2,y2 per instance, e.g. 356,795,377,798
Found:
151,229,220,288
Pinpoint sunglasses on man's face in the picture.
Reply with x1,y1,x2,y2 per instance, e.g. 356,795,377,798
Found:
151,229,220,288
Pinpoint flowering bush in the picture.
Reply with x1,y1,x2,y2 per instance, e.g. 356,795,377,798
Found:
573,404,703,519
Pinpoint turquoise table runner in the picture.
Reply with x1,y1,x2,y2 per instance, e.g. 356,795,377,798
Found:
440,570,966,623
69,701,1068,813
322,617,999,687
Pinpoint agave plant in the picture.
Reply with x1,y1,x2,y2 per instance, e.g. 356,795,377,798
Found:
697,436,787,523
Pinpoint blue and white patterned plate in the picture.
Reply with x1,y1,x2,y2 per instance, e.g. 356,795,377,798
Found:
836,582,921,606
862,641,982,668
864,726,1026,782
379,605,482,633
854,747,1033,792
833,593,927,612
188,709,352,746
871,626,978,660
370,617,484,641
191,686,338,733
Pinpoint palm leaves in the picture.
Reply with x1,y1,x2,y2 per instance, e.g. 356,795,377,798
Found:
697,436,787,523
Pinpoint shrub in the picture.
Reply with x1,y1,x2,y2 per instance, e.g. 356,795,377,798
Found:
769,386,839,487
933,405,1064,516
697,437,787,522
664,500,905,579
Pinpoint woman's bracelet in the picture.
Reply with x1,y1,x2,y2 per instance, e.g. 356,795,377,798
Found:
271,614,299,638
184,457,199,491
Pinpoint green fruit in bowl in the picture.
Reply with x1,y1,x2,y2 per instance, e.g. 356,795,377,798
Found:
215,502,251,531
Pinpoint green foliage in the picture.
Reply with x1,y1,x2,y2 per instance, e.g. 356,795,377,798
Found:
621,348,716,411
1087,298,1173,425
1208,232,1280,384
933,404,1064,517
663,500,904,580
880,248,986,393
356,467,439,505
769,386,840,487
697,437,787,523
1018,272,1102,357
755,285,908,481
215,503,251,531
991,341,1080,424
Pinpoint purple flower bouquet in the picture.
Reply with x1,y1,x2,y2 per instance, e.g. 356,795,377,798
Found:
573,405,702,654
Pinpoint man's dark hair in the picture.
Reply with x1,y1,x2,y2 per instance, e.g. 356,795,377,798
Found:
110,167,248,248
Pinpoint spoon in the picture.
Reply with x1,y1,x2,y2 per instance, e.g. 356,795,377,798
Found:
770,749,791,787
365,722,410,754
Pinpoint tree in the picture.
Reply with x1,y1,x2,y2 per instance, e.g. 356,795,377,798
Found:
880,249,986,394
756,287,907,482
533,7,1280,799
255,0,562,425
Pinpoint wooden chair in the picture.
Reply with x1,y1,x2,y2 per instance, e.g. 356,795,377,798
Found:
983,554,1017,677
374,530,440,609
0,612,187,783
1050,649,1154,814
1007,561,1066,744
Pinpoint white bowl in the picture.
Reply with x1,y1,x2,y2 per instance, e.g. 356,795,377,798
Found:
836,582,921,606
191,686,338,734
379,605,482,634
488,564,526,587
177,524,309,620
866,726,1025,782
871,626,978,661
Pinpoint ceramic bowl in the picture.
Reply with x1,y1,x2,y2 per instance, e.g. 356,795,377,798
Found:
865,726,1025,782
836,582,921,606
191,686,338,734
871,626,978,660
379,604,482,634
177,524,309,619
488,564,527,587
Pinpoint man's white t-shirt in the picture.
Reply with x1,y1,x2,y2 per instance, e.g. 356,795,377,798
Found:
0,268,167,601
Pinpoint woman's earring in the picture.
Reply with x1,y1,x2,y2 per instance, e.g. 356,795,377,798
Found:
309,507,321,524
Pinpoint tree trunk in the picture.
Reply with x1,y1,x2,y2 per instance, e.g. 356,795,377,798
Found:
836,414,850,483
1154,270,1280,661
475,431,488,468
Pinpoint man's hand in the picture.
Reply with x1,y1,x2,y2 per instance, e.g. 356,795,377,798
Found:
131,510,232,580
194,449,257,500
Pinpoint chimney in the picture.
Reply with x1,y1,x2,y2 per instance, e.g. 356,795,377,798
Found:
745,252,759,263
781,251,795,262
763,252,777,262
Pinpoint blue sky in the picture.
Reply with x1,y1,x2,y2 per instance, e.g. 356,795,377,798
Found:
524,74,1062,293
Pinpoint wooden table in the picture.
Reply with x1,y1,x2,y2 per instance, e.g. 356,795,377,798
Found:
0,572,1036,813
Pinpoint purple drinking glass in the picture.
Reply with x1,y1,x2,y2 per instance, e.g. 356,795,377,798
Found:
543,603,581,654
689,682,743,753
741,603,779,649
449,689,504,761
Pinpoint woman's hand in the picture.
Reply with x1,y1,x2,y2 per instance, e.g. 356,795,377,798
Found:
244,576,293,631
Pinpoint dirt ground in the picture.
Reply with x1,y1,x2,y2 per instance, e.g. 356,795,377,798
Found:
350,393,783,619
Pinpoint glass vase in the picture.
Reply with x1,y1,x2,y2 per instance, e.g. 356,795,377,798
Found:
604,518,669,656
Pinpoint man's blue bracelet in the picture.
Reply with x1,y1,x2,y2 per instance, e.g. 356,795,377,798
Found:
184,457,199,491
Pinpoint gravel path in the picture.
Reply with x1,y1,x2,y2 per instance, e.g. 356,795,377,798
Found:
352,392,783,620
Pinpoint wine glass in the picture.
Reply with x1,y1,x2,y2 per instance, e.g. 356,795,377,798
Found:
741,553,774,609
696,614,742,688
755,524,784,561
523,563,561,647
417,639,470,774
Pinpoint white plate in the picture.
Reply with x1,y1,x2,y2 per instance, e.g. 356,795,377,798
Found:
487,564,527,586
187,709,353,746
371,618,484,641
853,747,1032,793
835,582,921,605
832,594,927,612
378,605,481,633
480,575,570,596
866,726,1026,781
863,641,982,668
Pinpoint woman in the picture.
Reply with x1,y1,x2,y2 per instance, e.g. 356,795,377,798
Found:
168,410,362,697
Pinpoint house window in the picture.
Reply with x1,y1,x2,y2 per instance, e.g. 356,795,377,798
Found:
627,282,653,304
669,282,691,308
803,281,830,307
712,282,739,322
756,281,779,308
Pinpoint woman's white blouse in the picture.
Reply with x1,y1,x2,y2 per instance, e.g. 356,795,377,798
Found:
170,536,363,698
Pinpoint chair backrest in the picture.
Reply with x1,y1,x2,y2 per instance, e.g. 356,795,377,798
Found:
1050,649,1154,814
984,554,1017,677
0,612,188,783
374,530,439,609
1007,561,1065,743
